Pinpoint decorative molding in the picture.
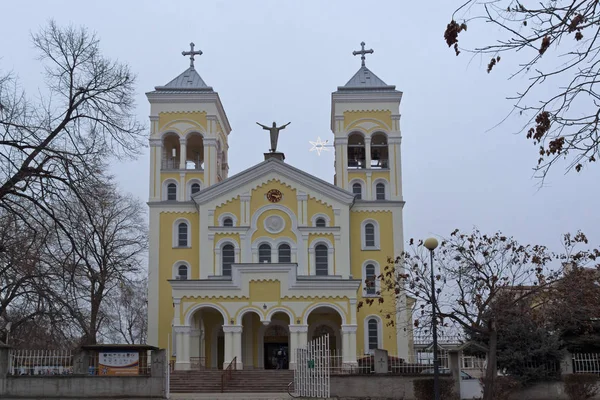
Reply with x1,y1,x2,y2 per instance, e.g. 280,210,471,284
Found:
173,326,191,334
264,215,285,234
341,325,358,333
222,325,243,334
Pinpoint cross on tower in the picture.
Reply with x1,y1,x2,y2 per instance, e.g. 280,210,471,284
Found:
352,41,374,67
182,42,203,69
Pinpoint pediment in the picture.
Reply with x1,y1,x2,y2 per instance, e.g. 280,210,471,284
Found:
192,158,355,208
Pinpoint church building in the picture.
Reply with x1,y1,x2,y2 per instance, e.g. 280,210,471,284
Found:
146,42,412,370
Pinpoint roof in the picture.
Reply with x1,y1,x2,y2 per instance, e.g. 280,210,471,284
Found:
337,66,397,92
192,157,356,206
152,67,213,92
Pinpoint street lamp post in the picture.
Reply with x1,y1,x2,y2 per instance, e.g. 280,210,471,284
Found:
424,237,440,400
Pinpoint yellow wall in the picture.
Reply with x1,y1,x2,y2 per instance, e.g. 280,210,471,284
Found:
307,197,334,223
215,197,241,223
344,110,392,132
250,180,297,215
159,111,207,133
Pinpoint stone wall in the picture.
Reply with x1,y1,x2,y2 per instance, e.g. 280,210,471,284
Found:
331,375,434,400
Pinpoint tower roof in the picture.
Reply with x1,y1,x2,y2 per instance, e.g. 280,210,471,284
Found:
153,67,214,92
338,65,396,91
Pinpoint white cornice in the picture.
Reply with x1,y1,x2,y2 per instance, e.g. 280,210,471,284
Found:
192,158,355,206
147,202,198,212
351,201,405,212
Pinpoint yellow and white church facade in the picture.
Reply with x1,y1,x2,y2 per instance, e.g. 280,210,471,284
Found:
146,43,412,370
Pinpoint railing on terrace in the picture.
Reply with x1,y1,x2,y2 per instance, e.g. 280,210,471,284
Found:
8,350,73,376
413,335,464,346
190,356,207,370
573,353,600,374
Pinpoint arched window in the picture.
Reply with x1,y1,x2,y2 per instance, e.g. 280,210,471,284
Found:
370,133,389,169
222,244,235,276
352,182,362,200
368,318,379,350
177,222,188,247
365,223,375,247
259,243,271,263
315,218,326,228
365,264,376,295
375,183,386,200
315,244,329,276
177,265,188,280
191,183,201,195
223,217,233,227
167,183,177,201
278,243,291,263
348,133,366,169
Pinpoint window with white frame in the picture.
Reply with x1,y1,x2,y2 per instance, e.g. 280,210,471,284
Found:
365,264,377,295
223,217,233,227
167,182,177,201
177,265,188,280
315,244,329,276
367,318,380,350
375,182,386,200
352,182,362,200
315,217,326,228
361,219,380,250
258,243,271,263
177,222,188,247
278,243,291,263
222,244,235,276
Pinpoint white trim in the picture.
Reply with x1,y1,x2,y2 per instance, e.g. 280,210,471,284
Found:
217,212,237,227
236,306,264,325
364,315,383,352
162,178,179,201
303,302,347,325
308,237,334,276
349,179,365,200
173,260,191,280
362,260,381,298
251,236,297,263
361,219,380,250
372,178,390,201
311,213,331,227
172,218,192,248
184,303,229,326
264,214,285,234
186,179,203,200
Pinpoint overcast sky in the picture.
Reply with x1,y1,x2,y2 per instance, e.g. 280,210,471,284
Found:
2,0,598,255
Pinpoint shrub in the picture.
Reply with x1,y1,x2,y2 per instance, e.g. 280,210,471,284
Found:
479,376,521,400
564,374,600,400
413,378,457,400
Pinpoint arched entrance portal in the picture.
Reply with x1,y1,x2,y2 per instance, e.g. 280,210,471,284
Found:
189,307,225,369
261,312,290,369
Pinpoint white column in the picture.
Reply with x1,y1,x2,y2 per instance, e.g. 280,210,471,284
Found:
179,138,187,169
175,326,192,370
308,247,315,275
204,137,217,186
288,324,307,370
364,137,371,169
366,171,372,200
223,325,243,369
388,137,403,200
341,325,358,368
148,138,161,202
179,172,186,201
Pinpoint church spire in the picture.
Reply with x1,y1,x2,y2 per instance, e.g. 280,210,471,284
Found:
352,41,374,68
181,42,203,69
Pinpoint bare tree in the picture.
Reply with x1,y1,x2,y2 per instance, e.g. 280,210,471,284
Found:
444,1,600,179
367,229,555,400
0,20,144,227
43,176,147,345
103,277,148,344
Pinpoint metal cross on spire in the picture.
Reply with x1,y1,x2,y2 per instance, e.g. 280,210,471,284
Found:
352,41,374,67
182,42,203,69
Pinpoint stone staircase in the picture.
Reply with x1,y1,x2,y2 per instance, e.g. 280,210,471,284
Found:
170,369,295,394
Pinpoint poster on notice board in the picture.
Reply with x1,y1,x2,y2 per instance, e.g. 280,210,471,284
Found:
98,352,139,375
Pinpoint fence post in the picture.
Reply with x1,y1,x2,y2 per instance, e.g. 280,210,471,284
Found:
0,343,10,396
73,350,89,375
561,352,573,376
448,350,461,395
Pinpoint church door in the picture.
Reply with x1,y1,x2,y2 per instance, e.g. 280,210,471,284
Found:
263,324,289,369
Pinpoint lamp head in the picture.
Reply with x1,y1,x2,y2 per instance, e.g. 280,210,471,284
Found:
423,237,439,251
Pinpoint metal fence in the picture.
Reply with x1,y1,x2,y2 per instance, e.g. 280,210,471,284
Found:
294,334,330,398
8,350,74,376
573,353,600,374
326,349,451,375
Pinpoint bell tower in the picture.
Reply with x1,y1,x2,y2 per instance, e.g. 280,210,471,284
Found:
331,42,403,202
146,43,231,203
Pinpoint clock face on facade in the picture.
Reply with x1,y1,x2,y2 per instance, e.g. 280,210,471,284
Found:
266,189,283,203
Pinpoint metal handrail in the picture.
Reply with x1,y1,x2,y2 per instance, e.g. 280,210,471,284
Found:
287,381,299,398
220,356,237,393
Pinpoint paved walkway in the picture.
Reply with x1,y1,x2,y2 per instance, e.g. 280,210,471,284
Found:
169,394,294,400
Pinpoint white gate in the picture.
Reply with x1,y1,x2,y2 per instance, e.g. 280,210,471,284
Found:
294,334,330,398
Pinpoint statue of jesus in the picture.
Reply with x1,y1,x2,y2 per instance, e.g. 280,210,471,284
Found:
256,121,291,153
